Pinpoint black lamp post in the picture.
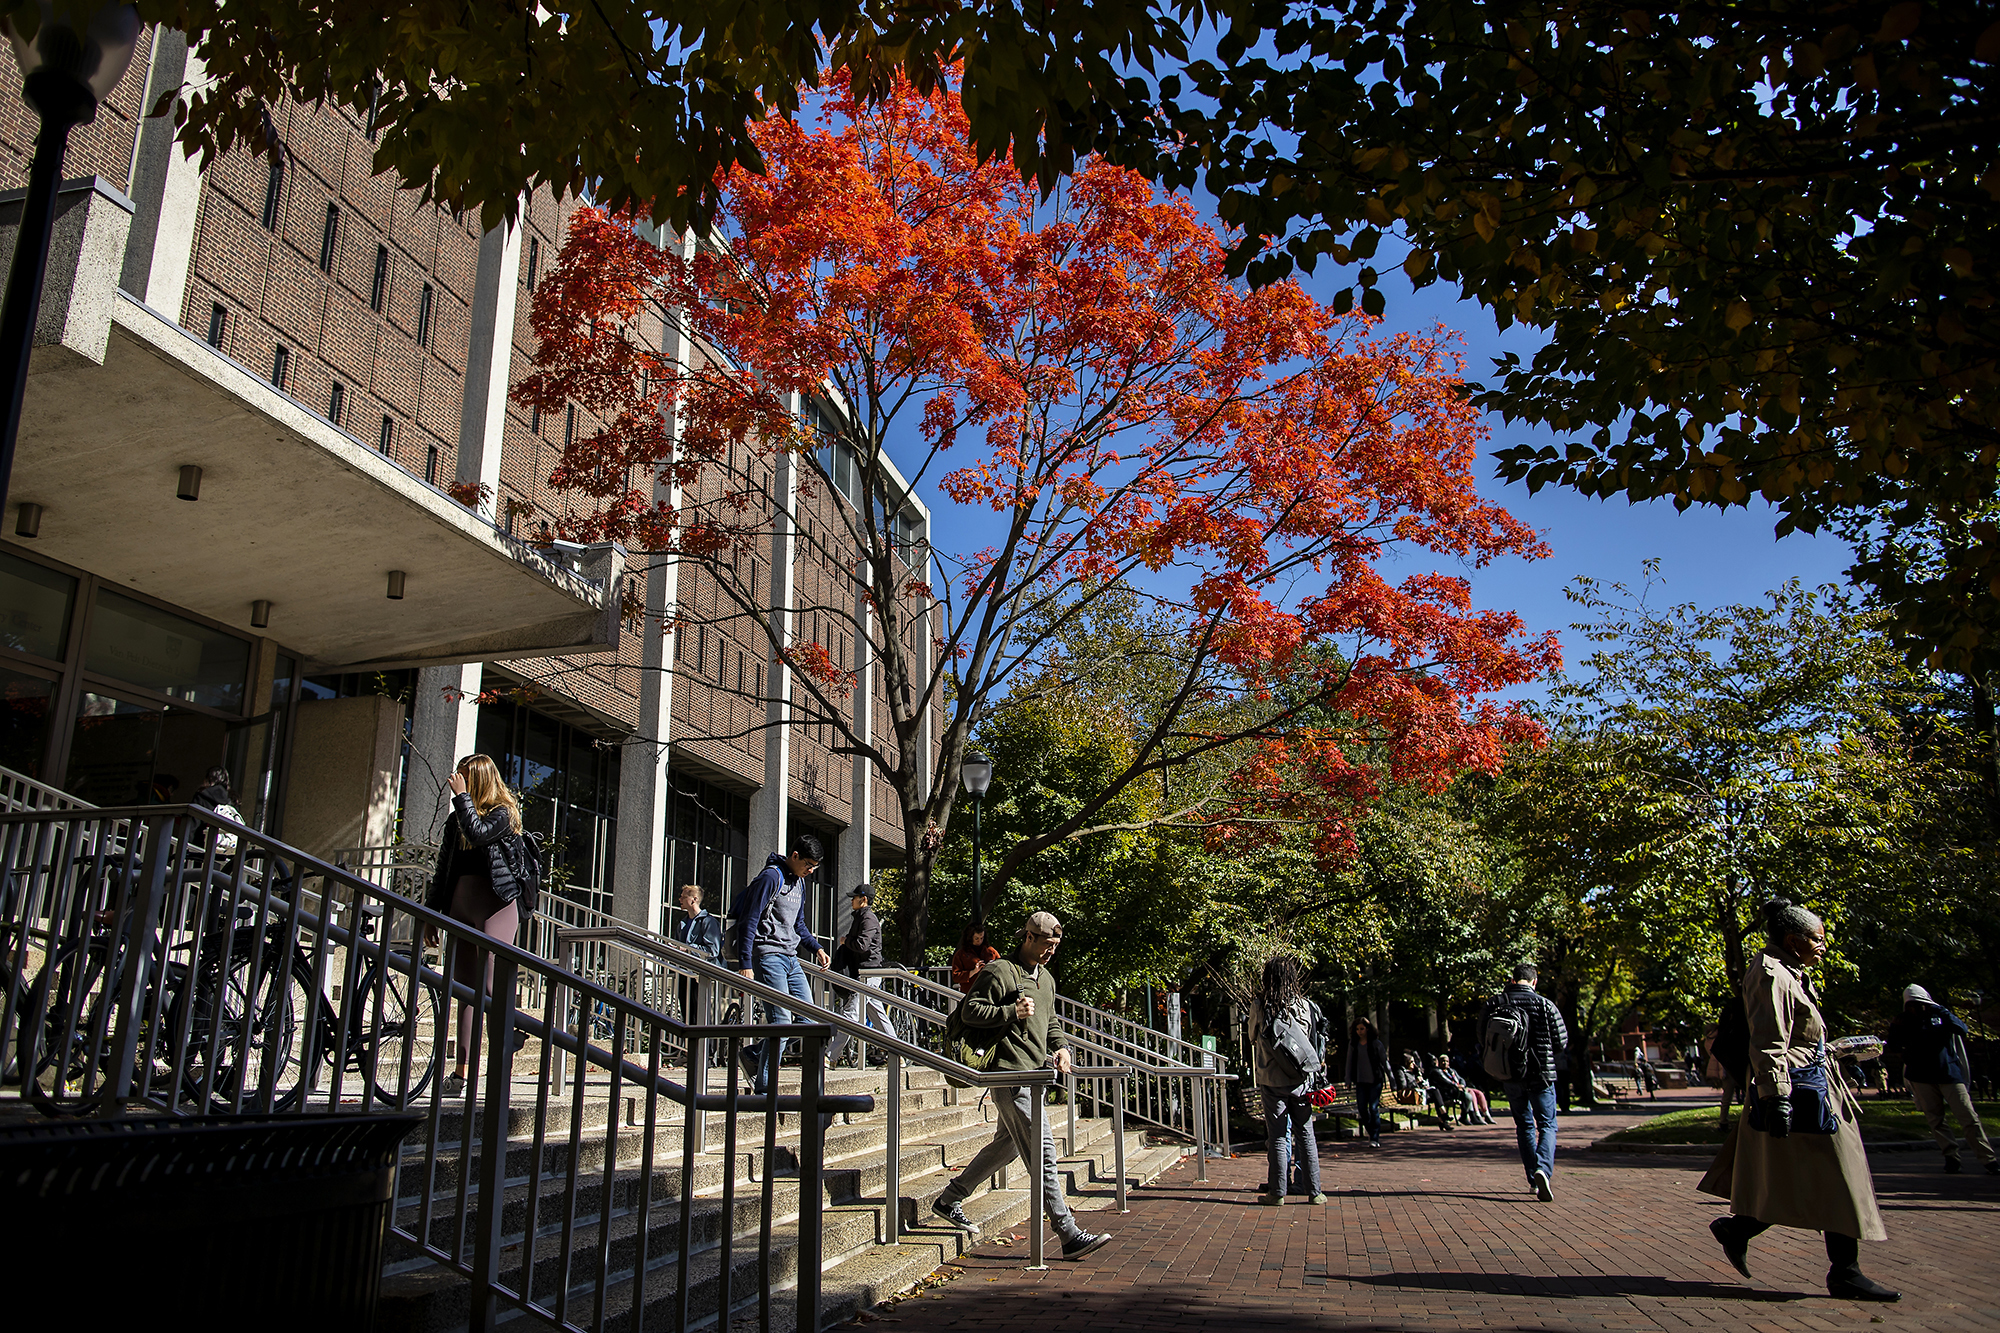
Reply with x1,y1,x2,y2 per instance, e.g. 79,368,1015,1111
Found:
0,3,141,518
960,750,993,929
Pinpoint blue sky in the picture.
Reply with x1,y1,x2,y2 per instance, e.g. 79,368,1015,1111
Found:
1347,274,1856,695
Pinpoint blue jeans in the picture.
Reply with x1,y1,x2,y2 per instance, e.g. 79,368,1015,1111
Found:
1354,1081,1383,1143
1505,1080,1558,1180
751,949,813,1093
1264,1089,1321,1196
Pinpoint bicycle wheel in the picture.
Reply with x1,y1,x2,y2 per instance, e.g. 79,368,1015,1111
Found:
179,945,315,1112
17,940,122,1114
359,953,441,1105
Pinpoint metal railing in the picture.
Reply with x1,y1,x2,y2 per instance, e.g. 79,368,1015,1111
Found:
554,922,1117,1267
864,966,1233,1178
323,846,1229,1173
0,803,868,1333
0,766,94,814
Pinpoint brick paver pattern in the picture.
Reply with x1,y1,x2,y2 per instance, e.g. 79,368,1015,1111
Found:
884,1092,1999,1332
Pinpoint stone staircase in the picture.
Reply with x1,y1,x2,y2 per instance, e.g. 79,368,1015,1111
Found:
378,1062,1188,1331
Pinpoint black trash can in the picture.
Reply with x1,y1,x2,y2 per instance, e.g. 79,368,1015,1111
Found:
0,1112,420,1328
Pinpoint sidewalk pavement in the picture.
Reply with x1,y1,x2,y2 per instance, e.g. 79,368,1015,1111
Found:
869,1091,2000,1332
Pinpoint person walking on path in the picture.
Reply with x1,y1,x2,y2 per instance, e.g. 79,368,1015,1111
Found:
1489,963,1568,1201
1886,983,1998,1175
929,911,1112,1260
1344,1019,1388,1147
425,755,538,1099
1249,956,1328,1205
950,924,1000,992
729,832,829,1095
1698,899,1899,1302
826,884,896,1067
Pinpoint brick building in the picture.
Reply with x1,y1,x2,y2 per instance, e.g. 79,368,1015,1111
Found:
0,27,933,946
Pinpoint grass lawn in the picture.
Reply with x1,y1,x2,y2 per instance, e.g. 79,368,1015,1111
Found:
1601,1099,2000,1145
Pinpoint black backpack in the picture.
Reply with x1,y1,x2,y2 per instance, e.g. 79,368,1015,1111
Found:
514,830,547,912
1482,994,1535,1081
1714,993,1752,1086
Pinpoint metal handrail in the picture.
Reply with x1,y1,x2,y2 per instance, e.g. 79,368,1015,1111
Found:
0,765,94,813
884,965,1230,1075
923,963,1224,1072
863,965,1236,1177
555,921,1074,1260
0,803,860,1333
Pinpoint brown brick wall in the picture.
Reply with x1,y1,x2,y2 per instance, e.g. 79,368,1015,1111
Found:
0,26,154,194
182,92,470,486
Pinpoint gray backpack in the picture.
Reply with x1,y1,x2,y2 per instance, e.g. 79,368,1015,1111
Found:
1263,999,1324,1086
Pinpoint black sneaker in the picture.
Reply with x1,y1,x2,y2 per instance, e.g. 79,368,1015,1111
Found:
1061,1231,1111,1260
931,1197,978,1232
1531,1170,1554,1202
1987,1161,2000,1176
1944,1157,1962,1174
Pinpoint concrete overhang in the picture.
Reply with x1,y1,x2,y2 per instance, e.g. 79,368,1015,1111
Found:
8,290,623,671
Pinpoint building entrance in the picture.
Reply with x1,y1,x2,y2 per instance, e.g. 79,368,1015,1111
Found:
64,691,233,807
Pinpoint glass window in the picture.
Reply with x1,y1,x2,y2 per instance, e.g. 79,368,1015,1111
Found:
64,692,231,807
66,692,161,805
84,590,249,713
0,664,55,777
0,551,76,661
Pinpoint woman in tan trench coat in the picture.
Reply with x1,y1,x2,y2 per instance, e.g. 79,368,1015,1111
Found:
1698,899,1898,1301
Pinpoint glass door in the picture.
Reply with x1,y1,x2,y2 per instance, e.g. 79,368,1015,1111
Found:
64,691,230,807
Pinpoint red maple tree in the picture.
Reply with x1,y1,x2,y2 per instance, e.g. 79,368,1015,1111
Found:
514,70,1560,959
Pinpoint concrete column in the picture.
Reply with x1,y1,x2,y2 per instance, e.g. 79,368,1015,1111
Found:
837,565,872,905
456,215,523,522
910,512,934,802
612,559,676,934
747,430,798,862
611,235,692,934
405,663,482,848
119,28,204,316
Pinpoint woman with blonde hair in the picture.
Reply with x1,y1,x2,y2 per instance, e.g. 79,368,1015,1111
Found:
426,754,538,1098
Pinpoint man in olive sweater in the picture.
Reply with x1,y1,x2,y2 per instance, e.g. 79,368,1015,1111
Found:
929,911,1112,1260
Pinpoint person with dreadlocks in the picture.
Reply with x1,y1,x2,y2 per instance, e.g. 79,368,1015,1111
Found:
1250,955,1329,1205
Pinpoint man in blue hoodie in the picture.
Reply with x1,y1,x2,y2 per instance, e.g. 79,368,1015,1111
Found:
730,832,829,1094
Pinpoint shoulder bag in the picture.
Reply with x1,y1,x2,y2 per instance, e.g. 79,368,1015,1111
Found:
1747,1041,1839,1135
943,960,1020,1088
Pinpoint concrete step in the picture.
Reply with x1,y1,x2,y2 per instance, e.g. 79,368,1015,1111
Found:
377,1110,1171,1332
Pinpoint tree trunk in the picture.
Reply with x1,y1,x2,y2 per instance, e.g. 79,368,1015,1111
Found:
1720,874,1747,988
896,816,934,966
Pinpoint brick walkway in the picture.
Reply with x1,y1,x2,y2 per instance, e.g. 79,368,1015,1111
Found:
872,1091,2000,1331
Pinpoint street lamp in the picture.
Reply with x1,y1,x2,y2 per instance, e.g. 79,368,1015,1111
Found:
0,3,141,518
960,750,993,929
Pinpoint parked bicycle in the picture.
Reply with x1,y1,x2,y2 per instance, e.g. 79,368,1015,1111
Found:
16,848,440,1114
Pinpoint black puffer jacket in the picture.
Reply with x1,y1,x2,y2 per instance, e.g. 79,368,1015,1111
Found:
426,793,537,918
1494,982,1569,1089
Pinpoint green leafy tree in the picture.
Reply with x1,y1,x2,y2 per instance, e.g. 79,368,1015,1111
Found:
1126,0,2000,670
74,0,1199,232
1490,571,1947,1048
